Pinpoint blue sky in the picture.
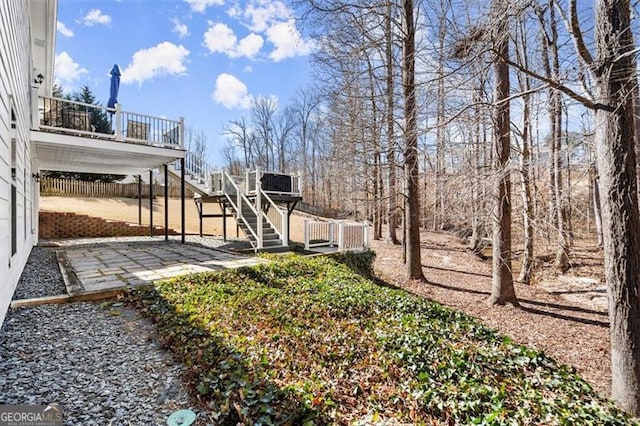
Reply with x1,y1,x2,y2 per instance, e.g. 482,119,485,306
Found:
54,0,315,165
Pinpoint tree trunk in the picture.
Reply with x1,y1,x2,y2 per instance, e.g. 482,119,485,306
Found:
385,3,400,245
367,56,383,241
488,0,517,306
591,164,603,247
433,10,446,231
401,0,424,280
538,2,570,272
515,19,534,284
594,0,640,414
469,85,486,255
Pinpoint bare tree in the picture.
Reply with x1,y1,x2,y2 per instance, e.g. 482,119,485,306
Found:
514,15,535,284
401,0,425,280
385,0,401,245
536,2,571,272
292,88,322,198
251,96,278,170
272,107,296,173
224,117,254,168
487,0,518,305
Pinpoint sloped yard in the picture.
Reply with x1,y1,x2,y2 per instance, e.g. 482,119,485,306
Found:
132,253,633,425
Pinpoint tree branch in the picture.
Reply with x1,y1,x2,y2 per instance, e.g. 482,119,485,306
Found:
498,53,612,111
556,0,594,67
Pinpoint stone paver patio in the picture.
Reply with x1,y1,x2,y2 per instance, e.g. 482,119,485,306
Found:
57,240,264,293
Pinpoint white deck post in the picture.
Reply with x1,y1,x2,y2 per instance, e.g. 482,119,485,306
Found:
304,219,309,250
236,174,242,218
114,104,122,140
329,221,335,247
255,167,261,198
256,179,263,249
282,209,288,246
338,222,344,252
178,117,185,148
363,221,369,250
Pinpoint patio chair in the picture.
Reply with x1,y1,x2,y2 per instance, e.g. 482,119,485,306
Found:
127,120,149,141
62,109,92,131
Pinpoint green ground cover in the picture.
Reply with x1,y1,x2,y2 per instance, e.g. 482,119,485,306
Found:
132,252,635,425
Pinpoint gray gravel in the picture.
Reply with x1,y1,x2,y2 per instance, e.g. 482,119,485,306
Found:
12,246,67,300
0,302,205,425
4,238,212,424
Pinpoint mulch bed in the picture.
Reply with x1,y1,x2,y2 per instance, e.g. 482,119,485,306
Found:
370,231,612,396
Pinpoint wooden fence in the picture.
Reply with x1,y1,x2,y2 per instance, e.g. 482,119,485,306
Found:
40,177,195,198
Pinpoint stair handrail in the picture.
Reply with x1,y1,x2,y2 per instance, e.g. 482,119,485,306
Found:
184,151,213,190
221,170,262,248
260,189,288,246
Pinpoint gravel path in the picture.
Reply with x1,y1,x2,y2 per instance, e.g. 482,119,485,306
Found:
3,238,212,424
0,302,204,425
12,246,66,300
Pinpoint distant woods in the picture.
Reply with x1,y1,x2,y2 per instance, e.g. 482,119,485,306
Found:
221,0,599,273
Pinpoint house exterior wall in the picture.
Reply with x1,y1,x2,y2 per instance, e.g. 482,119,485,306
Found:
0,1,38,324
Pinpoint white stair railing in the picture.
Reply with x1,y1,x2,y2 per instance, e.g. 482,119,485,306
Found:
220,170,262,249
184,151,212,190
210,167,299,249
261,189,288,246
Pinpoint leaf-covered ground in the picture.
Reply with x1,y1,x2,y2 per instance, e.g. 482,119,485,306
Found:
132,253,636,425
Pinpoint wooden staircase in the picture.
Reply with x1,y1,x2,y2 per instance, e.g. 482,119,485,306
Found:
233,207,283,249
167,151,301,251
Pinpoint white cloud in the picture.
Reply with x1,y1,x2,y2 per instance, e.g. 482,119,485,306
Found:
54,51,88,85
243,1,291,32
266,20,316,62
172,18,189,38
184,0,223,13
203,22,263,59
121,42,190,85
213,73,252,109
57,21,74,37
236,33,263,58
203,23,237,54
82,9,111,26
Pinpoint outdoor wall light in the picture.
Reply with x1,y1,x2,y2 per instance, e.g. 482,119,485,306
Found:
32,173,41,182
34,73,44,85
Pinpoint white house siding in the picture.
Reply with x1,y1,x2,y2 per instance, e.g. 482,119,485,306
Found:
0,1,38,325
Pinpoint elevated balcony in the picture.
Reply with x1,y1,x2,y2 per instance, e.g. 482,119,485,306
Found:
31,95,185,175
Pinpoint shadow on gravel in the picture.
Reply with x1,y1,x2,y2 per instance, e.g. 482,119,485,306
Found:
12,247,67,300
